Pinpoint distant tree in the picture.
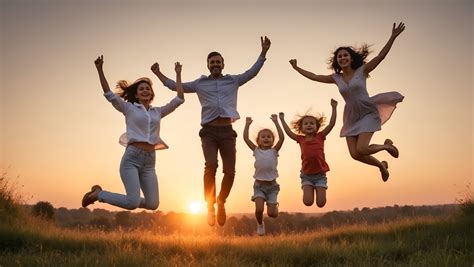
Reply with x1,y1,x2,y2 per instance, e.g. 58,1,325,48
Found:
32,201,54,220
93,208,111,217
115,211,132,228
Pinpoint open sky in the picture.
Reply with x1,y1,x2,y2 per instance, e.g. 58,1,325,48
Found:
1,0,472,214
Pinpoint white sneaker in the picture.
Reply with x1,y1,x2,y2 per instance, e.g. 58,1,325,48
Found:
257,223,265,236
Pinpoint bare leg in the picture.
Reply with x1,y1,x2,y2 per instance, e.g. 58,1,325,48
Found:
315,187,327,208
254,198,265,224
351,132,399,158
346,135,389,181
267,203,279,218
302,185,314,206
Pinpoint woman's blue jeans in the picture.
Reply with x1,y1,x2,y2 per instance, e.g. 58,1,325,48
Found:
98,145,159,210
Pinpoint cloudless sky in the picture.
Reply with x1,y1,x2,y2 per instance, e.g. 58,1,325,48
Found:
1,0,472,214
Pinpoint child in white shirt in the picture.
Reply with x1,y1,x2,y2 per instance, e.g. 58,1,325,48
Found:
243,114,284,236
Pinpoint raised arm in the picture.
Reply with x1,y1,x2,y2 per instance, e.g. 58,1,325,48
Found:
260,36,271,59
271,114,285,151
234,37,270,86
364,22,405,75
174,62,184,100
289,59,335,84
243,117,257,151
320,99,338,137
279,112,298,141
94,55,111,93
151,62,171,86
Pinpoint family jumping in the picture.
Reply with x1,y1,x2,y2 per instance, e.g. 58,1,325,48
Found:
82,22,406,235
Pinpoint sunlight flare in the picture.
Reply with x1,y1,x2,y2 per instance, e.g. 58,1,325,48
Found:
188,201,204,214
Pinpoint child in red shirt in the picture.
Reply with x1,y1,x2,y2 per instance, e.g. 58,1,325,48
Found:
279,99,337,207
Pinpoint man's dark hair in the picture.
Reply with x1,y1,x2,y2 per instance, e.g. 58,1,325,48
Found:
207,51,224,63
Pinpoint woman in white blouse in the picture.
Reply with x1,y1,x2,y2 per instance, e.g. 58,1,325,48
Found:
81,55,184,210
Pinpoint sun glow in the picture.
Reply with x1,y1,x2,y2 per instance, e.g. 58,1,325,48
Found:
188,201,204,214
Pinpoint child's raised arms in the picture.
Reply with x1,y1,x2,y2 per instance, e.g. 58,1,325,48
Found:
279,112,298,141
320,99,338,137
243,117,257,151
271,114,284,151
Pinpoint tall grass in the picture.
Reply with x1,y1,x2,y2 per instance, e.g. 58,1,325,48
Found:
0,170,29,224
1,172,472,266
1,214,472,266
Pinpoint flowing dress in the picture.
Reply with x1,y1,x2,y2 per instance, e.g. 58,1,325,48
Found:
332,65,404,137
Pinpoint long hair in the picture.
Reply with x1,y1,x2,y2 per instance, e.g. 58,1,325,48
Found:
328,45,371,74
115,77,154,103
291,114,326,135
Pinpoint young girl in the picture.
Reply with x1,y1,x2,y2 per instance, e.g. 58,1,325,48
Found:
81,55,184,210
289,22,405,181
243,114,284,236
279,99,337,208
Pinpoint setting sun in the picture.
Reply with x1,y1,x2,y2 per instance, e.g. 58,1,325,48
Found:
188,201,204,214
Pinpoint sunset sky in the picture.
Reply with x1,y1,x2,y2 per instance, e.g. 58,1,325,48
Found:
1,0,472,214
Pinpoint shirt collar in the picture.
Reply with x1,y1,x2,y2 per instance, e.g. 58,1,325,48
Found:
133,102,153,109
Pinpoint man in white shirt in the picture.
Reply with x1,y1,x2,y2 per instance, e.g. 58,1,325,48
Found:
152,36,271,226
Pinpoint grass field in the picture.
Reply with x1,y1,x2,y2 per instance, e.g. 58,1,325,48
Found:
1,173,473,266
1,211,472,266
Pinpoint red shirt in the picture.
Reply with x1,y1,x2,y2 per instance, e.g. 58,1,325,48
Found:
296,133,329,174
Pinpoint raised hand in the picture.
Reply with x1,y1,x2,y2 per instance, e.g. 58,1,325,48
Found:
270,114,278,122
94,55,104,69
150,62,160,74
289,59,297,68
261,36,271,52
175,62,182,73
391,22,405,38
246,116,253,125
331,98,338,107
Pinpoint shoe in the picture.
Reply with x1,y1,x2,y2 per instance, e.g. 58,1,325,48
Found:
207,204,215,226
384,139,399,158
257,223,265,236
81,185,102,208
380,161,389,182
216,201,226,226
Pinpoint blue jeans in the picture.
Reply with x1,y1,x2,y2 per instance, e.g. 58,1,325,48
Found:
98,145,159,210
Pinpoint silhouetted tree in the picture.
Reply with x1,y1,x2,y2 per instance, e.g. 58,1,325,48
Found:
115,211,132,228
32,201,54,220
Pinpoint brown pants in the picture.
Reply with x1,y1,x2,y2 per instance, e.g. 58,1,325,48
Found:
199,125,237,204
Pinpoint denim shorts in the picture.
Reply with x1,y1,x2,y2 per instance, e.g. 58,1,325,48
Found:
251,180,280,204
300,172,328,189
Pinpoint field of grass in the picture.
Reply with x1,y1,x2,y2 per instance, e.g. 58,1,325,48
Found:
1,211,472,266
1,173,472,266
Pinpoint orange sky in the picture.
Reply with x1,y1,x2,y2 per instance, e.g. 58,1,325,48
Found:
1,0,472,214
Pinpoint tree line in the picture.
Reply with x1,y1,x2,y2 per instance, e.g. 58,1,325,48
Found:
28,202,458,236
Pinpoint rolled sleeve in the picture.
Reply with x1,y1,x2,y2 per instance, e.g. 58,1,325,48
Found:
160,96,185,118
233,56,266,86
165,78,197,93
104,91,128,113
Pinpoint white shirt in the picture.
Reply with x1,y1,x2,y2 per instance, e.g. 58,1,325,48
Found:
165,56,266,125
253,148,279,181
104,91,184,150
